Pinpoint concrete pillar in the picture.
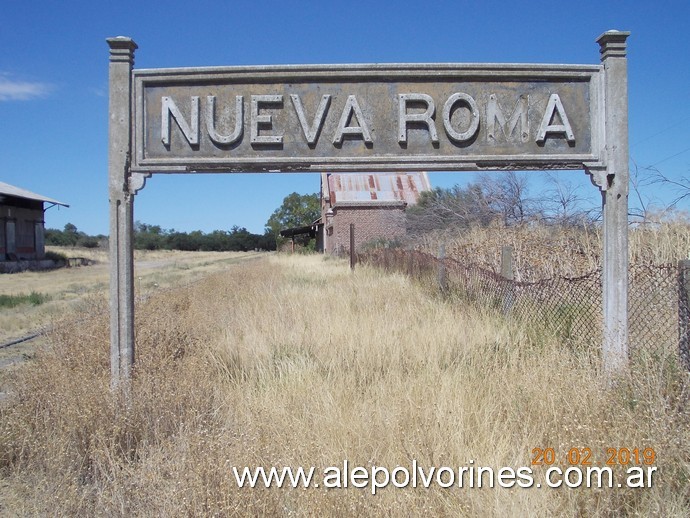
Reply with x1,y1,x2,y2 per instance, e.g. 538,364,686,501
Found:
107,37,138,391
597,31,630,377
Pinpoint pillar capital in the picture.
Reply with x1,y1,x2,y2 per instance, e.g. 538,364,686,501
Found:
107,36,138,64
596,30,630,61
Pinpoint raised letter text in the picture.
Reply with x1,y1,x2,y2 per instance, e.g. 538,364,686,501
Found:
251,94,284,146
161,96,199,146
291,94,331,146
398,93,439,145
333,95,373,146
206,95,244,146
536,94,575,144
443,93,480,143
487,94,529,143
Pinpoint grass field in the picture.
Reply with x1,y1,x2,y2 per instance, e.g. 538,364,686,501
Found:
1,253,688,515
0,246,263,345
0,247,263,403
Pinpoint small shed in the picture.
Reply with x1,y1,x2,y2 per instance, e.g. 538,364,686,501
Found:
279,224,318,253
0,181,69,260
319,172,431,254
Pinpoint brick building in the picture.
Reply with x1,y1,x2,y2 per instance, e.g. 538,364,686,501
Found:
0,181,68,260
318,172,431,254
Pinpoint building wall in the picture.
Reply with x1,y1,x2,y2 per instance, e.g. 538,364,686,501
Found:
325,204,406,255
0,202,45,259
319,172,431,255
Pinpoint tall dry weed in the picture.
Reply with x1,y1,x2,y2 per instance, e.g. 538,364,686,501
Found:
0,255,688,515
415,218,690,281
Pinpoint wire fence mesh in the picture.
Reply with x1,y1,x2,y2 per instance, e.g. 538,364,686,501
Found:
358,247,688,366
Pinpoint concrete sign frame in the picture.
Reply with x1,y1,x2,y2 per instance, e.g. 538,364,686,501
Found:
108,31,630,391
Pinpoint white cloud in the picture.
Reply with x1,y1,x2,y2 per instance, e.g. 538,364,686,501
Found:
88,85,107,98
0,75,52,101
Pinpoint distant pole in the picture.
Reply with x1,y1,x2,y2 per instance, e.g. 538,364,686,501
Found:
349,223,356,270
438,244,448,294
501,246,514,280
501,245,515,315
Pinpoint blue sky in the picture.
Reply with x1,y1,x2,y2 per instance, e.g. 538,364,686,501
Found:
1,0,689,235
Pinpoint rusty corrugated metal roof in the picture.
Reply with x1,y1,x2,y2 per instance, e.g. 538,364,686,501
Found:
324,172,430,206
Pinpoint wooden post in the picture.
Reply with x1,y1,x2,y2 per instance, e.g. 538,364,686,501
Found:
501,245,515,315
349,223,355,270
501,245,514,280
438,244,448,294
679,260,690,369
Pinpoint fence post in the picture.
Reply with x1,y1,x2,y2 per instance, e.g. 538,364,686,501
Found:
501,246,515,315
349,223,355,270
501,246,514,280
438,244,448,294
679,260,690,369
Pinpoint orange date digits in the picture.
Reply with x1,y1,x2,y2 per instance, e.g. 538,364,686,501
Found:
566,447,592,465
606,447,656,465
531,447,556,465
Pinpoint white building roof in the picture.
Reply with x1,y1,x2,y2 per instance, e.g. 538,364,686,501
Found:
0,181,69,207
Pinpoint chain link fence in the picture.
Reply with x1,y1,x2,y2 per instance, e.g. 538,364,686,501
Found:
359,248,689,366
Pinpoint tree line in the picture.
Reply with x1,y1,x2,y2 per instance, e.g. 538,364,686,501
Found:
44,192,323,252
45,223,104,248
45,222,276,251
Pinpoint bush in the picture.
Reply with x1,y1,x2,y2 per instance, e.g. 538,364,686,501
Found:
44,250,68,263
0,291,50,308
79,238,100,249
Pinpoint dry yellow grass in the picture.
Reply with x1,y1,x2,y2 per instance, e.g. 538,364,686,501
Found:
0,247,264,343
0,254,688,515
415,217,690,281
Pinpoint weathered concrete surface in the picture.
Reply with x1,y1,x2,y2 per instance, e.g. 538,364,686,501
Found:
107,37,137,390
133,64,603,173
597,30,631,377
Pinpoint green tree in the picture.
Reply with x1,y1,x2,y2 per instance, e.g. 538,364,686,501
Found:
134,221,167,250
44,227,68,246
226,226,255,252
44,223,80,246
63,223,80,246
265,192,320,246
